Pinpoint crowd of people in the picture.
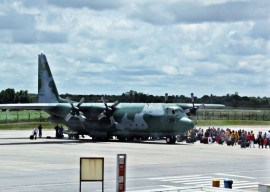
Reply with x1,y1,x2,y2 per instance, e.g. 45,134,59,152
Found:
30,124,270,147
183,127,270,148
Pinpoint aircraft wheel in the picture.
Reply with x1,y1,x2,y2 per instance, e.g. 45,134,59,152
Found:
166,136,176,144
166,136,171,143
74,134,79,139
172,136,176,143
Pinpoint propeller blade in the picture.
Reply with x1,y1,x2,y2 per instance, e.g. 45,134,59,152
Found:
78,111,86,121
101,96,108,109
98,112,106,120
79,111,86,119
110,116,115,125
78,114,85,123
112,100,119,108
65,113,73,122
77,97,85,107
66,97,76,109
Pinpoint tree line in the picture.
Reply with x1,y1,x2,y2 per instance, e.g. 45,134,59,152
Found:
0,88,32,104
0,88,269,108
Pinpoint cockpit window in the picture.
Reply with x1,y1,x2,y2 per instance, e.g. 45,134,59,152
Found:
166,107,184,116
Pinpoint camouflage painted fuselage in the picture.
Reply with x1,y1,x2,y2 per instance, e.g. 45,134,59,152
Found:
45,102,194,139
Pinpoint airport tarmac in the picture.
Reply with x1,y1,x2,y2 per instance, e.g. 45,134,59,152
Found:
0,126,269,192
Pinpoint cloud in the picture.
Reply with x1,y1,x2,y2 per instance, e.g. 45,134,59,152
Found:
174,0,269,23
129,0,270,25
0,10,34,30
250,20,270,40
46,0,124,10
0,0,269,97
0,1,68,44
11,30,67,44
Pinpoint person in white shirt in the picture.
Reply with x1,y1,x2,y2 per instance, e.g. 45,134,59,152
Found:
32,127,38,140
266,131,270,148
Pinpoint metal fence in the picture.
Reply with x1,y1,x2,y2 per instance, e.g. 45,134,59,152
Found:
197,109,270,121
0,111,49,123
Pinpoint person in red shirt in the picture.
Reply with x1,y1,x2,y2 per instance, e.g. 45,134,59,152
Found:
246,132,252,147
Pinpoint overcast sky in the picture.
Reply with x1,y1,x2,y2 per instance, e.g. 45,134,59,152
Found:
0,0,269,98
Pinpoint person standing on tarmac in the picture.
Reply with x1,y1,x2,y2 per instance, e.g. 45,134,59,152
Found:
32,127,38,140
239,132,246,148
257,131,264,148
38,124,43,138
249,131,255,148
265,130,270,148
54,124,60,138
230,131,236,146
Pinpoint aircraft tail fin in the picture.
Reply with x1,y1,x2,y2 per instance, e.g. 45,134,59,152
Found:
38,54,64,103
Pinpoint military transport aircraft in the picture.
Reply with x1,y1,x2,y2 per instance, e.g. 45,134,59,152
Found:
0,54,224,144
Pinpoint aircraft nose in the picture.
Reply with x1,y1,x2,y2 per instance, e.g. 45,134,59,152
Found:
179,117,194,132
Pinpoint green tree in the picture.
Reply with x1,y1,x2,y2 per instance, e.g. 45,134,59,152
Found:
14,90,31,103
0,88,15,103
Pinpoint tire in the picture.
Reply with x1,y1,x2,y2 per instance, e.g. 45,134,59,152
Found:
166,136,176,144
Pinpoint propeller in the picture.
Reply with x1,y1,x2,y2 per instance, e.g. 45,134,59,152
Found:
184,93,205,124
98,96,119,125
184,93,199,116
65,97,86,127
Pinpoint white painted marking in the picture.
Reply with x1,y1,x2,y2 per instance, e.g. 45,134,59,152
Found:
183,180,219,185
234,184,259,189
214,173,255,179
146,174,259,191
162,176,211,182
148,174,202,180
172,177,213,184
159,185,180,189
232,182,259,187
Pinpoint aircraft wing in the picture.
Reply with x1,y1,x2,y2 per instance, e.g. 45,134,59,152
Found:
0,103,63,111
199,104,225,109
177,103,225,110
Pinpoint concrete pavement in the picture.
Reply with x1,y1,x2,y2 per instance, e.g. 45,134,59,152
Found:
0,126,269,192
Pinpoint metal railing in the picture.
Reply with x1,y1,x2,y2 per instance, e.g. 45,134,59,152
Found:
197,109,270,121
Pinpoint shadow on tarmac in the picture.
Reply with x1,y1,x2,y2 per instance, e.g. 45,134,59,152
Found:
0,137,192,146
0,138,83,146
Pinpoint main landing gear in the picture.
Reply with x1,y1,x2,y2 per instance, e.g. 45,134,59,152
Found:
166,136,176,144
